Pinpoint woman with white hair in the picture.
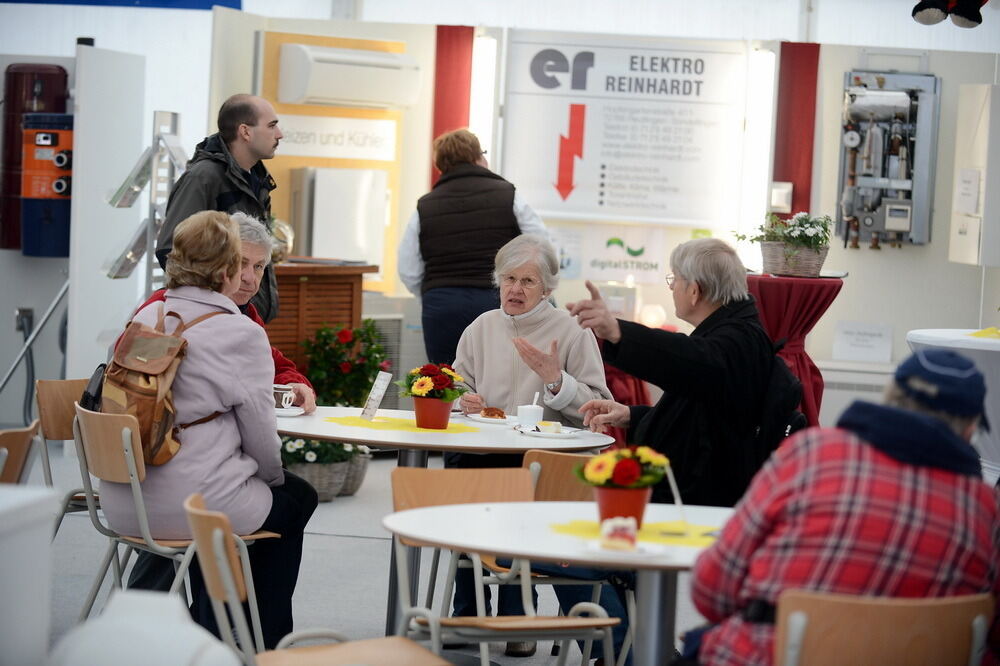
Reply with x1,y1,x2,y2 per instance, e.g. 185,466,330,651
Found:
455,234,612,426
450,234,616,658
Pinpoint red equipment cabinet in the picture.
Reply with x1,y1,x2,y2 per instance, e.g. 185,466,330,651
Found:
0,64,69,249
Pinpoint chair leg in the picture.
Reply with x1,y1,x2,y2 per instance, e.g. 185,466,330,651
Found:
79,540,117,621
168,545,196,596
615,589,637,666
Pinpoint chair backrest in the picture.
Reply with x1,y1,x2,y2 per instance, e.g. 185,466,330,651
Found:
522,449,594,501
391,467,534,513
774,589,994,666
36,379,88,440
0,420,40,484
73,402,145,483
183,493,248,603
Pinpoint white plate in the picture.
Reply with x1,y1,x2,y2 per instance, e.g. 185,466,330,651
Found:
464,413,513,425
275,406,305,417
515,425,581,439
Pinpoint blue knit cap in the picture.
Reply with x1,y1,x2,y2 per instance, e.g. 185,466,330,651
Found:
895,349,988,429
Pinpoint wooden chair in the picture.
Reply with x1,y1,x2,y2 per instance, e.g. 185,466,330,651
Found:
774,589,994,666
390,466,619,666
522,449,637,665
183,493,448,666
0,420,40,484
72,402,279,622
35,379,92,536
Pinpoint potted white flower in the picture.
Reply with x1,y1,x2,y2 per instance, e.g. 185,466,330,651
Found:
280,436,357,501
739,212,832,277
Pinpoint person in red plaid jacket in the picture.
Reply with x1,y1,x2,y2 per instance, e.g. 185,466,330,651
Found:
685,348,1000,665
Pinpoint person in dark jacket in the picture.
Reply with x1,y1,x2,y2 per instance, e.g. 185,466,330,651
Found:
156,94,283,322
568,238,772,507
397,128,547,366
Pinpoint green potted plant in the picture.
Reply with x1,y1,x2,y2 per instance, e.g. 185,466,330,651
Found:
280,436,354,501
739,212,832,277
298,320,389,498
575,446,671,528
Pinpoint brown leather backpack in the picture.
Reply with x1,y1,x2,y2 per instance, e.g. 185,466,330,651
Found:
101,306,225,466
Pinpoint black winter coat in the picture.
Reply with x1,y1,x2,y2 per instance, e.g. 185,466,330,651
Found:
603,297,772,507
155,134,279,322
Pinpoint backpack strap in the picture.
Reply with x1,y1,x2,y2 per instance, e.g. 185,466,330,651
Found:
174,410,224,436
173,310,226,335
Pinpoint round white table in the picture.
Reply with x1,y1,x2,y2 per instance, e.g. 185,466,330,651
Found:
383,501,733,666
276,406,611,456
906,329,1000,483
277,406,615,635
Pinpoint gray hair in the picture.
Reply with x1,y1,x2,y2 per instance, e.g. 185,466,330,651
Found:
493,234,560,293
882,382,978,438
669,238,747,306
230,212,274,265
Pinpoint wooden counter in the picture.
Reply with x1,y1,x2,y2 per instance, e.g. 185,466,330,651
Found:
264,261,378,369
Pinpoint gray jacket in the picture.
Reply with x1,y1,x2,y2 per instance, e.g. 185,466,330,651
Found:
156,133,279,322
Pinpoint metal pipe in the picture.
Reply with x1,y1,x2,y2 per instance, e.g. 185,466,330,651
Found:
0,279,69,395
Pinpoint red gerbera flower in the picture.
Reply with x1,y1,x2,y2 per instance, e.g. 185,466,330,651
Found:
432,374,451,389
611,457,641,486
337,328,353,344
339,361,352,374
420,363,441,376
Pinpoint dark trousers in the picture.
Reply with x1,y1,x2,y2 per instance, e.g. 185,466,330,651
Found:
444,451,537,616
420,286,499,366
128,470,318,649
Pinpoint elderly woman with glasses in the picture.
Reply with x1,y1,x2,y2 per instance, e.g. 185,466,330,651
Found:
449,235,616,657
454,233,612,428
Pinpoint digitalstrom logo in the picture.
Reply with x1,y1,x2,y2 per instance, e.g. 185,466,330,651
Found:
606,237,645,257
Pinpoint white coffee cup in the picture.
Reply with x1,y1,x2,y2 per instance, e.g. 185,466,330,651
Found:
273,384,295,409
516,404,544,427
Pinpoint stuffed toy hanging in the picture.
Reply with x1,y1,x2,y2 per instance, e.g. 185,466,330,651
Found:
912,0,989,27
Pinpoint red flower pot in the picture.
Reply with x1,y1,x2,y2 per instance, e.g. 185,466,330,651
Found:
412,397,454,430
594,486,653,528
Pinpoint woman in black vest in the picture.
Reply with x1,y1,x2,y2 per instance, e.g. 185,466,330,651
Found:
397,128,547,367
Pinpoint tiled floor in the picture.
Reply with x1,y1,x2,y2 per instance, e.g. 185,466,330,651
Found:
43,446,706,664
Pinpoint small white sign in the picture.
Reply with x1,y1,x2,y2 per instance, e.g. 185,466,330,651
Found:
361,371,393,421
833,321,893,363
954,168,981,215
581,225,666,284
278,114,397,161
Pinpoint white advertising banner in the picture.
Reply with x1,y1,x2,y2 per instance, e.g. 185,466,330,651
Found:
277,114,397,161
502,31,747,228
549,225,666,284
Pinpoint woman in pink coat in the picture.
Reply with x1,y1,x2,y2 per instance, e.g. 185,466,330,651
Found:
100,210,317,648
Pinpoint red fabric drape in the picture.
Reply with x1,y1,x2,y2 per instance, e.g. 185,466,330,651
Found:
747,275,843,427
773,42,820,218
430,25,474,187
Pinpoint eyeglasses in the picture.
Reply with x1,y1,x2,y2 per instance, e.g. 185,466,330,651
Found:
665,274,676,288
500,275,541,290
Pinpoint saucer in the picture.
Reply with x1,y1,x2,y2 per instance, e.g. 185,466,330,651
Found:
275,406,305,417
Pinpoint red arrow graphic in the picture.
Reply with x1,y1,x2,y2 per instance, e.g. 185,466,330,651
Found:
555,104,585,200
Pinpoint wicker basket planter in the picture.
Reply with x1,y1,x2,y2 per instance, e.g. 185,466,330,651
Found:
338,452,372,496
761,241,829,278
287,461,349,502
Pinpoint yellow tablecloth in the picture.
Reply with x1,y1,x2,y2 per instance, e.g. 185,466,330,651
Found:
551,519,718,547
324,415,479,434
970,327,1000,339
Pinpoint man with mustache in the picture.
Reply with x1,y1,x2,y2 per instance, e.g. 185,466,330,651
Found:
156,94,284,322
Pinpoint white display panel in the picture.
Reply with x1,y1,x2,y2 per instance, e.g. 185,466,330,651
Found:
502,30,747,227
66,45,145,380
311,167,388,276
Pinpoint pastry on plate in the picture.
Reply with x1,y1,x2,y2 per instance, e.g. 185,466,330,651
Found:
479,407,506,419
599,517,638,551
537,421,561,433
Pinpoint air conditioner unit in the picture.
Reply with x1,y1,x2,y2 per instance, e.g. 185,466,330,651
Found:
278,43,421,108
